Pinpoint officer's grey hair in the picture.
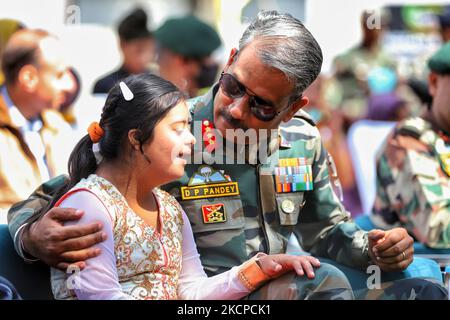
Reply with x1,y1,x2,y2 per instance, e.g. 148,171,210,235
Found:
238,10,323,103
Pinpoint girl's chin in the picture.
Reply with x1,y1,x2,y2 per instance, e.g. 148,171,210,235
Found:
170,163,187,178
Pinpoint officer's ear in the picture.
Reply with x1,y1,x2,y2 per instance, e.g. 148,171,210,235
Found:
224,48,239,72
18,65,39,92
428,72,438,98
282,96,309,123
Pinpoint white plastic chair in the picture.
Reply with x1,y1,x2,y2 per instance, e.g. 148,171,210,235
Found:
347,120,396,215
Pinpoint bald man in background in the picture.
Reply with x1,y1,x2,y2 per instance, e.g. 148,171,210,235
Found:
0,29,75,214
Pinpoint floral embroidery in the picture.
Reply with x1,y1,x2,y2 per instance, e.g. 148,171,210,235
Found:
51,174,183,300
116,244,132,265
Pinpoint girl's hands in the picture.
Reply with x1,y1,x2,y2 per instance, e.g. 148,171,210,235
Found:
257,254,321,279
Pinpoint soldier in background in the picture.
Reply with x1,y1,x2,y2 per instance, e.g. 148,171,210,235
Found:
438,8,450,43
7,11,448,300
329,10,394,124
92,8,155,94
154,15,222,98
372,43,450,248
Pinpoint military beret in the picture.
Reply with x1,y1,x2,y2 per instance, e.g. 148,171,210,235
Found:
428,42,450,75
154,15,221,58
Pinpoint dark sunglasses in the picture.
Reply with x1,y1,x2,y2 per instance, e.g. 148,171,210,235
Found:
219,72,295,122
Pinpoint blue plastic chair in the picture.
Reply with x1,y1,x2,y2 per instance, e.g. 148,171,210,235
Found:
319,257,444,293
0,224,53,299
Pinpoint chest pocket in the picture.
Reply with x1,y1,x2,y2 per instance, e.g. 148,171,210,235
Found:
180,195,246,233
275,192,305,226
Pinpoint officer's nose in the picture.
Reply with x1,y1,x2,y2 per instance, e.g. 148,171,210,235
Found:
228,95,250,120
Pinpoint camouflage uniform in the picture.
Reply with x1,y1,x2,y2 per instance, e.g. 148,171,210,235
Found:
327,46,422,122
7,86,448,300
372,116,450,248
166,86,446,299
327,45,394,119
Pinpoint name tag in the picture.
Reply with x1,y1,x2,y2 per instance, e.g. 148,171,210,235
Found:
181,165,240,200
181,182,239,200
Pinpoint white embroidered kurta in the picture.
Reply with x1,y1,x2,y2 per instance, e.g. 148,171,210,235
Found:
51,174,249,300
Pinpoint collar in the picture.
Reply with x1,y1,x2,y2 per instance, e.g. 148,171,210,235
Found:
187,82,218,117
118,66,132,77
0,85,43,132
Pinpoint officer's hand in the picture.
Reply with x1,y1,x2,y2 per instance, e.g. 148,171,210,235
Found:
368,228,414,272
258,254,321,279
22,207,106,271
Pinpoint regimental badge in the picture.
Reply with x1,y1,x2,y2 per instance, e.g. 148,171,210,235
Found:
201,203,226,223
275,158,313,192
181,165,239,200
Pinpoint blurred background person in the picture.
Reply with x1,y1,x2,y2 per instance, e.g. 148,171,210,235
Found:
59,67,81,126
364,66,411,122
437,8,450,43
154,15,222,97
0,29,75,214
329,10,395,125
371,43,450,248
0,18,25,85
322,9,422,216
303,76,359,214
365,93,409,122
322,11,396,215
92,7,155,94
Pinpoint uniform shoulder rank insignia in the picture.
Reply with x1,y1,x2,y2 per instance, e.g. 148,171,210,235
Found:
201,203,226,223
435,137,450,177
440,153,450,177
202,120,216,153
408,151,439,179
181,165,239,200
275,158,313,192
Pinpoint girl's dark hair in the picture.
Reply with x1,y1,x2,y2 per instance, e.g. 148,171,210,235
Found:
118,8,153,42
30,73,184,223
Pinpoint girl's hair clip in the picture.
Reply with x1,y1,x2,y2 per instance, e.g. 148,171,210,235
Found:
92,142,103,165
119,81,134,101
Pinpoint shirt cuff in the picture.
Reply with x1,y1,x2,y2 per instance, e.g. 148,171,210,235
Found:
14,223,39,263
